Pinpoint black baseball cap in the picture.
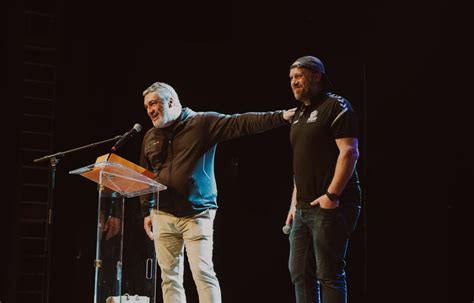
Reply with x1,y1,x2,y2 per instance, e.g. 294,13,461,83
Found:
290,56,333,88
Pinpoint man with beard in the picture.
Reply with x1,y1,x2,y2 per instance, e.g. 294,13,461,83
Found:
284,56,362,303
139,81,296,303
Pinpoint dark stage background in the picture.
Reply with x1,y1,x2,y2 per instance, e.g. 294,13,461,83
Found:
4,0,466,303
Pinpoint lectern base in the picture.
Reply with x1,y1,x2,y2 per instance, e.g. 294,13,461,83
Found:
106,294,150,303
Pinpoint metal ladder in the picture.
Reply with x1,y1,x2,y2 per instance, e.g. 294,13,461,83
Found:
18,2,58,302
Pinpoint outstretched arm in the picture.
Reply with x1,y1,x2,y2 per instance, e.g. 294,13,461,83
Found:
204,107,296,144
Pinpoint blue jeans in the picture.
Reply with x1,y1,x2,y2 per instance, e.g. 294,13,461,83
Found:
289,204,360,303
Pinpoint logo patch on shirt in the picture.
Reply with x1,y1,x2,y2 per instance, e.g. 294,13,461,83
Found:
307,110,318,123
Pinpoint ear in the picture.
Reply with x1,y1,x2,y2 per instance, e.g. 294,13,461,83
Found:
313,71,323,82
168,97,174,108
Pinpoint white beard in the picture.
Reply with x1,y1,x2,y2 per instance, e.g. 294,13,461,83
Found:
153,107,180,128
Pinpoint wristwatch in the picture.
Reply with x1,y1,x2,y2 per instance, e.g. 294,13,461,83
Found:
325,191,339,201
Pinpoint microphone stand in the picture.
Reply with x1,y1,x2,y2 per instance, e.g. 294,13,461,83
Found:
33,135,121,303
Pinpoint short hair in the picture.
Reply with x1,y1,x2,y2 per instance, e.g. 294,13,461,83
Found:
142,82,180,102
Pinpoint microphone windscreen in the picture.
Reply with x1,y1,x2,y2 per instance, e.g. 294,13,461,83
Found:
133,123,142,132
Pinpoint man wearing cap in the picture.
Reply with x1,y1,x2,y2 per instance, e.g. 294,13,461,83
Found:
284,56,362,303
139,81,296,303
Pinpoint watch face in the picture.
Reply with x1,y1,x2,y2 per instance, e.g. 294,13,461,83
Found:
326,192,338,201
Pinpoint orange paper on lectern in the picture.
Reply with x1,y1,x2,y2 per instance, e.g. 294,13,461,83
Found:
79,153,158,195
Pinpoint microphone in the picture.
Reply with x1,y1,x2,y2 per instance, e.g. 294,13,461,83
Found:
111,123,142,152
282,224,291,235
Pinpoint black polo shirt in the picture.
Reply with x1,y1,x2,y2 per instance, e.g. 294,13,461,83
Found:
290,91,361,208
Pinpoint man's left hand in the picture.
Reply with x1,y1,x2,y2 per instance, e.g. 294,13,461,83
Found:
310,194,339,209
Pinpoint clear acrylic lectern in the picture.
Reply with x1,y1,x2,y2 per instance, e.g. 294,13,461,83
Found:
70,153,166,303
